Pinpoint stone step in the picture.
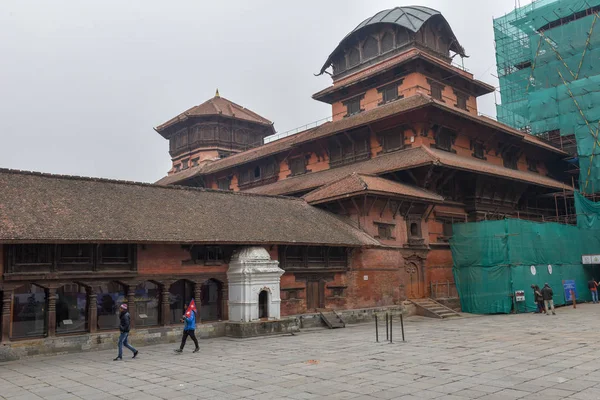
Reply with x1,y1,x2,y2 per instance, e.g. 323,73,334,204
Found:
410,298,461,319
320,312,345,329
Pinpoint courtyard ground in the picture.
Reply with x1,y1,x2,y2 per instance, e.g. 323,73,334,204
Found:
1,304,600,400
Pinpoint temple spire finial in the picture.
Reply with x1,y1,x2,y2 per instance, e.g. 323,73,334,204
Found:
215,88,220,98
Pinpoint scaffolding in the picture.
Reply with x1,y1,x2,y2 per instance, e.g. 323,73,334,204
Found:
494,0,600,193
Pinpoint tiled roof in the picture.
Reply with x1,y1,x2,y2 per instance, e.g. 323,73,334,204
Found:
303,173,444,204
155,95,433,185
246,146,437,196
0,169,379,247
422,146,571,190
156,95,273,132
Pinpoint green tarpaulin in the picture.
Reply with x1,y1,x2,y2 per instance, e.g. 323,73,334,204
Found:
452,218,600,314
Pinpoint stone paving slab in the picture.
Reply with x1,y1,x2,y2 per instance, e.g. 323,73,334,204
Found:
2,304,600,399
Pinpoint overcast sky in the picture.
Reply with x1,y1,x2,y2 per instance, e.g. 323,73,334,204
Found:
0,0,531,182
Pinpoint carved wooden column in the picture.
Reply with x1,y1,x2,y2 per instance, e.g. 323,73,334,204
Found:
47,287,57,337
161,283,171,326
194,283,202,323
221,285,229,321
88,291,97,334
127,285,136,329
1,290,12,342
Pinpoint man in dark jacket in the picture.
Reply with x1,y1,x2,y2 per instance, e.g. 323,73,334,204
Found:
175,303,199,353
114,304,139,361
531,284,544,313
541,283,556,315
588,279,598,303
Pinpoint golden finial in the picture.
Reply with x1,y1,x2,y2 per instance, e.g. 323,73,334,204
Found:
215,88,220,97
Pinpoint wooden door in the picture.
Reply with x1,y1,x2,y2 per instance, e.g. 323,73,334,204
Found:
306,280,325,310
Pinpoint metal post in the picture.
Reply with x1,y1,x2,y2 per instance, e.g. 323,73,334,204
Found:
385,313,389,341
571,289,576,309
375,314,379,342
390,314,393,344
400,313,405,342
447,280,450,298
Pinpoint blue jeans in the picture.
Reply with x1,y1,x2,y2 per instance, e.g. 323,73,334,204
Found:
118,332,137,358
592,290,598,303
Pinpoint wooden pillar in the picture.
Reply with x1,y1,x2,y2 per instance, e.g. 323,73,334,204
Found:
194,283,202,323
1,290,12,342
88,292,97,334
47,287,57,337
161,284,171,326
221,285,229,321
127,285,136,329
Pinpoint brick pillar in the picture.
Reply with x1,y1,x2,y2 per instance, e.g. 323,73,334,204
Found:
47,287,57,337
194,284,202,323
161,286,171,326
1,290,12,342
221,285,229,321
127,285,136,329
88,292,97,334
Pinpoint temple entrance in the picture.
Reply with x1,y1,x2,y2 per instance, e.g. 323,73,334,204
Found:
306,280,325,310
405,262,422,298
200,279,222,321
258,290,269,319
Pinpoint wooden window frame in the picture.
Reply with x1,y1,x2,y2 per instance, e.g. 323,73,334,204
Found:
527,157,538,172
217,176,232,191
342,95,364,118
427,79,445,102
378,81,403,105
288,156,307,176
279,246,348,271
374,222,396,240
471,141,487,160
454,90,469,111
433,127,457,153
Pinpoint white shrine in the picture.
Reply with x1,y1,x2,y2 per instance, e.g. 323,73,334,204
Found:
227,246,285,322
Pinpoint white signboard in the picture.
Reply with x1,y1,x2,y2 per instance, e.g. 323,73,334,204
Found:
530,265,537,275
515,290,526,302
62,319,73,325
582,255,600,264
138,314,148,319
548,264,553,275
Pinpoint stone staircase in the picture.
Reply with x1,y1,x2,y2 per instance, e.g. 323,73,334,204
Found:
319,311,346,328
410,298,461,319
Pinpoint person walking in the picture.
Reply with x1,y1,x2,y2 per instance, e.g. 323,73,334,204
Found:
588,279,599,303
531,284,544,313
113,304,138,361
541,283,556,315
175,302,199,353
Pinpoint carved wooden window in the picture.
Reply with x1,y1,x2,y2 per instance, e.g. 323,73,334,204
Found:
190,246,224,265
435,127,456,152
217,177,231,191
379,127,404,153
279,246,348,271
238,160,278,187
59,244,93,264
378,83,401,105
409,221,422,238
363,36,379,60
381,32,394,52
436,219,454,243
100,244,131,264
428,80,444,101
328,129,371,168
181,159,189,170
13,244,52,266
375,223,395,240
472,142,486,159
527,158,538,172
455,91,468,110
502,147,520,170
174,164,181,172
169,139,176,152
396,29,409,47
191,158,199,167
289,157,306,176
343,96,362,117
347,47,360,67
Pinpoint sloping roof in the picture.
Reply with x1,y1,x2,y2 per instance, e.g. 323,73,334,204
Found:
0,169,379,247
303,173,444,204
246,146,437,196
422,146,571,190
319,6,466,74
156,94,274,133
155,95,433,185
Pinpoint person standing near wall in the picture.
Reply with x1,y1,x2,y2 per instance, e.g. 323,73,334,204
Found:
588,279,599,304
114,304,138,361
541,283,556,316
531,284,544,313
175,301,199,354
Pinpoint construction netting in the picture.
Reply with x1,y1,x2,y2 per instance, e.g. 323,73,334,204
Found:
494,0,600,193
451,218,600,314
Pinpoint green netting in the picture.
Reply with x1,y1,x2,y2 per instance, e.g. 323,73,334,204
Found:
575,190,600,229
494,0,600,193
451,219,600,314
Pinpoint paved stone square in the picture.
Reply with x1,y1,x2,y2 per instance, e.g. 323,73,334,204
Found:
2,305,600,400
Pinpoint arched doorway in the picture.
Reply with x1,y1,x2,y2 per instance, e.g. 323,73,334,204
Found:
56,283,88,334
169,280,194,324
405,262,421,298
258,290,269,319
200,279,222,322
12,283,47,339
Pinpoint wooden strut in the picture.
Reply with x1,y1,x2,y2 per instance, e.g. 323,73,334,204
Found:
380,198,390,218
367,196,378,216
393,201,404,219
